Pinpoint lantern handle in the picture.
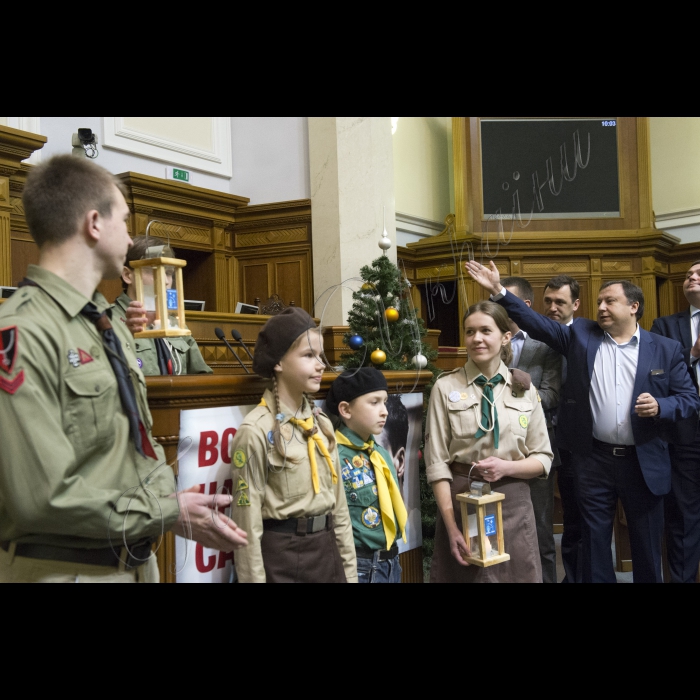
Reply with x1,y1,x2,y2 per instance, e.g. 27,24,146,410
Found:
145,219,182,252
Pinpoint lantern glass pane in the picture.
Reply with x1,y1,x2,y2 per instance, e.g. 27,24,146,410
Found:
141,266,159,331
167,267,183,331
482,504,500,560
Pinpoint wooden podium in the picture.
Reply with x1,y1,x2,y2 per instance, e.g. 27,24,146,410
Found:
146,371,433,584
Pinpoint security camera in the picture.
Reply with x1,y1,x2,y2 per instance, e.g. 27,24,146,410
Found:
72,128,99,159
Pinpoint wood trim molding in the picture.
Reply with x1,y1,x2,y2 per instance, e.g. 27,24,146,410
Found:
104,118,233,178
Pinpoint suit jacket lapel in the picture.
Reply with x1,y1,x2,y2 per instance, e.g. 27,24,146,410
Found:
517,337,537,370
678,311,692,349
633,331,655,400
587,328,604,380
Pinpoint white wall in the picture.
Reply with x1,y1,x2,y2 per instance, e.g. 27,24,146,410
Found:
34,117,310,204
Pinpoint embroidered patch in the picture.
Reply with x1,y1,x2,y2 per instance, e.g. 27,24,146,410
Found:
237,491,251,507
519,415,529,429
362,507,381,530
236,478,249,492
78,349,94,366
0,370,25,395
0,326,18,375
67,350,81,369
352,456,364,469
372,485,378,497
233,450,247,469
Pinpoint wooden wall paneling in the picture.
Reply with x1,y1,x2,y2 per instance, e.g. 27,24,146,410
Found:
241,262,271,308
275,256,306,309
10,238,39,286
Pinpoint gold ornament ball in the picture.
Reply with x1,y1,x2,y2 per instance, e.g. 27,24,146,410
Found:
362,283,373,292
371,349,387,366
385,308,400,323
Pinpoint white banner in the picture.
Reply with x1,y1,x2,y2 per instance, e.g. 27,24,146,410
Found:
176,404,255,584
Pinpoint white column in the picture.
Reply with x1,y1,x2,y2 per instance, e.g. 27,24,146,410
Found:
308,117,396,326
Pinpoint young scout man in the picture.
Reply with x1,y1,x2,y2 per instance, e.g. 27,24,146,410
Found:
326,369,408,584
0,155,247,584
114,235,212,376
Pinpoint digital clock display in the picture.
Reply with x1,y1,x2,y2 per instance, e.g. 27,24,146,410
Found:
602,120,617,127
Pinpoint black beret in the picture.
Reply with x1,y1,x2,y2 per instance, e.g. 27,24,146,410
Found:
325,368,389,417
253,308,318,379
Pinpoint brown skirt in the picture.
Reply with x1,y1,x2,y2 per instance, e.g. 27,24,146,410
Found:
261,528,347,584
431,474,542,584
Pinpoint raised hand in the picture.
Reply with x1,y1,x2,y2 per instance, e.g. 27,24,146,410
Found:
465,260,503,297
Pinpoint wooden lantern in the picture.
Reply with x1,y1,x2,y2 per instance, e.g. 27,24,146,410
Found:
456,482,510,568
130,255,191,339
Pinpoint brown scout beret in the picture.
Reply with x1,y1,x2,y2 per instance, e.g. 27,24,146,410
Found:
253,308,318,379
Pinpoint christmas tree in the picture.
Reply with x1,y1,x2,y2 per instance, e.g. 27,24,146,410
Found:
341,255,438,371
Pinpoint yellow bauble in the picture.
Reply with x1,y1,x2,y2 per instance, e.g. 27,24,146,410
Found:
371,349,387,366
385,308,400,323
362,283,374,292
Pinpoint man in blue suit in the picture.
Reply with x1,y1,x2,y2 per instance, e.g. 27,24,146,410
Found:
466,260,700,583
650,259,700,584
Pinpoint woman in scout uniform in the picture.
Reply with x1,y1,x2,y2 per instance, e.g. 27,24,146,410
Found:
325,369,408,584
229,308,357,584
426,301,553,584
114,236,212,376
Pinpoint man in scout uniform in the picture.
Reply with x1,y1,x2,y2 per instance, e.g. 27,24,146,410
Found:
0,155,247,583
115,235,212,377
326,368,408,584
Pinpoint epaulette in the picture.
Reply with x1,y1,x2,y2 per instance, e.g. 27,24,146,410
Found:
0,286,38,317
510,368,532,396
435,367,463,383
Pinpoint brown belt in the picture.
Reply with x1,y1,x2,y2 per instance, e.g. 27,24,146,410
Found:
0,541,154,570
263,514,334,536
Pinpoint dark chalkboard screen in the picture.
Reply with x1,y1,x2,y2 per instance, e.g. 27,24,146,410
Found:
481,118,620,219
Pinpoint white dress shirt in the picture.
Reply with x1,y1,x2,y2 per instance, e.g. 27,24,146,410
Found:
590,326,641,446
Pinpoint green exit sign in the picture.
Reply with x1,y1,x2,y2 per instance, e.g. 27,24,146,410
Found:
172,168,190,182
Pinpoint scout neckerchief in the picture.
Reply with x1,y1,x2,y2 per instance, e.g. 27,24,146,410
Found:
19,279,157,460
474,374,505,449
335,431,408,551
259,398,338,495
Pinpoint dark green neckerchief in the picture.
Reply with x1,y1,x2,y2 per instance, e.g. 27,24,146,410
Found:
474,374,504,448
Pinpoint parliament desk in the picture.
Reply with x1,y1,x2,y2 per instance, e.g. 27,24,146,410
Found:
146,371,433,584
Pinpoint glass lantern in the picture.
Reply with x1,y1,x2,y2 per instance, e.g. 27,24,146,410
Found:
130,246,191,339
457,482,510,568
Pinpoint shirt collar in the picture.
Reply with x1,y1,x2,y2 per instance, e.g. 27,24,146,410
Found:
339,424,372,446
512,330,528,341
465,358,512,387
604,325,641,347
26,265,108,319
691,306,700,318
262,388,312,424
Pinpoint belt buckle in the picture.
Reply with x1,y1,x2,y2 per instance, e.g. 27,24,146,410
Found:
613,447,627,458
311,515,327,534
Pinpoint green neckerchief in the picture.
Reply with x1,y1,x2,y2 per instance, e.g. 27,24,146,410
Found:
474,374,504,448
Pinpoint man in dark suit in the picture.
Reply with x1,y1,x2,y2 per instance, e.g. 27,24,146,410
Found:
466,260,700,583
543,275,583,584
503,276,562,584
650,259,700,584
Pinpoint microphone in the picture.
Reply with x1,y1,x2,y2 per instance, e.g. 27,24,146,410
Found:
215,328,250,375
231,329,255,363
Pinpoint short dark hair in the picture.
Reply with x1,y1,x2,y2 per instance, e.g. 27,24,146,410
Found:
121,236,174,292
22,155,127,248
545,275,580,303
599,280,645,321
688,260,700,272
502,277,534,303
383,395,409,457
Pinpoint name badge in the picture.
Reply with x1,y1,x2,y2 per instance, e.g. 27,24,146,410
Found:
651,369,665,376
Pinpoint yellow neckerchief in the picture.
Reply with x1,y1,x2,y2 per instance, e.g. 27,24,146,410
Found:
260,398,338,495
335,430,408,550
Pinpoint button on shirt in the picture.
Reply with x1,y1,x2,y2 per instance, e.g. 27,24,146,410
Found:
590,326,641,446
510,330,528,369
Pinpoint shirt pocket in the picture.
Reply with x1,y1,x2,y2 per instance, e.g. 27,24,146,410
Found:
447,400,477,439
503,396,534,438
167,338,190,375
64,371,118,457
267,438,312,499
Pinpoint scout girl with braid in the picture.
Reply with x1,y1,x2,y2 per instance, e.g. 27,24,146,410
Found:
325,368,408,584
426,301,553,584
228,308,357,584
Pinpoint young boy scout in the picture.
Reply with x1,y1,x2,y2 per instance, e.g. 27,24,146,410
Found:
0,155,247,583
325,369,408,584
114,235,212,376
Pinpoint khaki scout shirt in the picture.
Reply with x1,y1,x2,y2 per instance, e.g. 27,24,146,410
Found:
112,294,212,377
229,389,358,583
0,266,179,549
425,359,553,484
